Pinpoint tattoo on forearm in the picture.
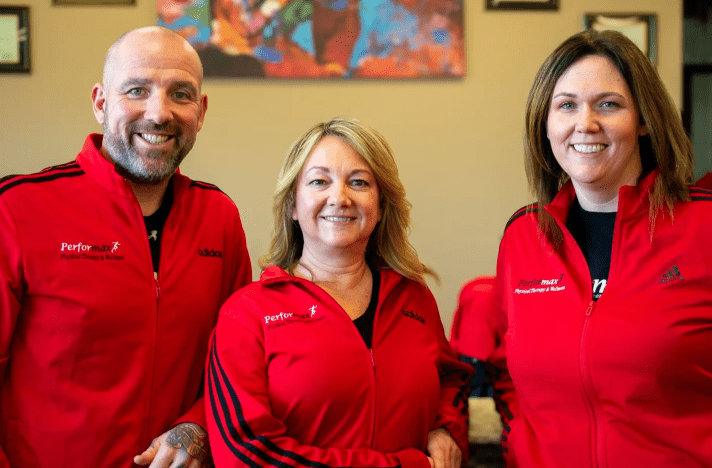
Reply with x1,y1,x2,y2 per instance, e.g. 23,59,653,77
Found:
166,423,214,467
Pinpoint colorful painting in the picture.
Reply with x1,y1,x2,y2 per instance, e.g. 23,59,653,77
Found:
157,0,465,78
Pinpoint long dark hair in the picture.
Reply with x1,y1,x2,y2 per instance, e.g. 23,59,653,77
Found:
524,29,693,243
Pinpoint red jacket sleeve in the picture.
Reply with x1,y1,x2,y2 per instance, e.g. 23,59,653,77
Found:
172,397,209,431
173,203,252,432
0,197,24,467
489,236,519,468
226,206,252,295
429,293,472,465
206,300,430,468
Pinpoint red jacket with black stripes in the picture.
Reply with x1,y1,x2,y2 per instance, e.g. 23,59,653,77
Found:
697,171,712,189
206,266,471,468
0,134,252,468
490,170,712,468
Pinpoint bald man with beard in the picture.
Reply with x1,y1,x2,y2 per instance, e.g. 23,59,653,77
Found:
0,27,251,468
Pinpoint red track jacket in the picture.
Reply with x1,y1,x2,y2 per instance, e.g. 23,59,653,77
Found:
207,266,471,468
492,171,712,468
0,135,252,468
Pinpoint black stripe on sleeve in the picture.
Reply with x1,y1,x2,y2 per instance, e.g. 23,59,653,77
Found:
209,333,327,468
504,205,538,231
0,169,85,196
0,174,19,185
450,371,471,411
190,180,225,193
1,161,80,185
40,161,81,172
208,332,401,468
208,338,282,468
689,194,712,202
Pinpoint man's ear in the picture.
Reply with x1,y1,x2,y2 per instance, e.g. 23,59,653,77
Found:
91,83,106,125
197,93,208,132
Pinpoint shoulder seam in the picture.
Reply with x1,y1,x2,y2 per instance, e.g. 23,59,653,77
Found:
189,180,225,193
40,161,81,173
505,204,538,231
188,180,239,211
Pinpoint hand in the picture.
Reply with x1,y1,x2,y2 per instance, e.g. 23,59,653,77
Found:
134,422,213,468
427,428,462,468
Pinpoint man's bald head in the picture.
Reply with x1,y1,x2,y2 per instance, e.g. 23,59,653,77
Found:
91,25,208,186
102,26,203,90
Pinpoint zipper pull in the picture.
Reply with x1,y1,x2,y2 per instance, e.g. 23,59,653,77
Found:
154,271,161,299
370,349,376,368
585,300,594,316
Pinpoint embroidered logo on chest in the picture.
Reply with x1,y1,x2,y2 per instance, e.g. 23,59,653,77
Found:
514,273,566,294
59,241,124,261
197,248,223,258
263,305,325,331
402,309,425,324
659,265,684,283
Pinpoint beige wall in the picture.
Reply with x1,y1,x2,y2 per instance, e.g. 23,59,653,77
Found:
0,0,682,329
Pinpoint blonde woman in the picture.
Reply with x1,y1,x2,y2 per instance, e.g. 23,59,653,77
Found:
206,118,470,468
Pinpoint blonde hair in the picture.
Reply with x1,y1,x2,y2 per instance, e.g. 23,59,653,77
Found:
260,118,436,284
524,29,693,242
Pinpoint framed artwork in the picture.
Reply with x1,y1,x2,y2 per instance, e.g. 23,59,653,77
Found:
584,13,657,65
0,6,30,73
53,0,135,5
486,0,558,11
158,0,465,79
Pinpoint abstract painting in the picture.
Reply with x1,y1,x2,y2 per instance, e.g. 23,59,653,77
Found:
158,0,465,78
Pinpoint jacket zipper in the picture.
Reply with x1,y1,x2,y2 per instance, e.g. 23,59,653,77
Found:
148,196,173,447
546,205,606,468
303,275,391,450
154,271,161,299
126,179,168,451
584,193,624,468
579,300,601,468
369,347,378,448
369,295,379,450
123,180,158,448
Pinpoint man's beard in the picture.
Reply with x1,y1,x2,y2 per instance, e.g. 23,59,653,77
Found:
103,120,195,185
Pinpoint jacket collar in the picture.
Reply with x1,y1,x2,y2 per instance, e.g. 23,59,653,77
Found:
260,265,293,283
259,264,405,296
546,169,659,224
75,133,189,201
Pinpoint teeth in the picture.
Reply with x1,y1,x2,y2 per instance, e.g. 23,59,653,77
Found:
574,144,607,153
141,134,170,144
323,216,352,222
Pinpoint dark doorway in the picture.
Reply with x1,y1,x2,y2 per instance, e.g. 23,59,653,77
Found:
683,0,712,180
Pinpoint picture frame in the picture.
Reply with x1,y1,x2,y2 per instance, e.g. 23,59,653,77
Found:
584,13,657,65
53,0,134,5
0,6,30,73
486,0,558,11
